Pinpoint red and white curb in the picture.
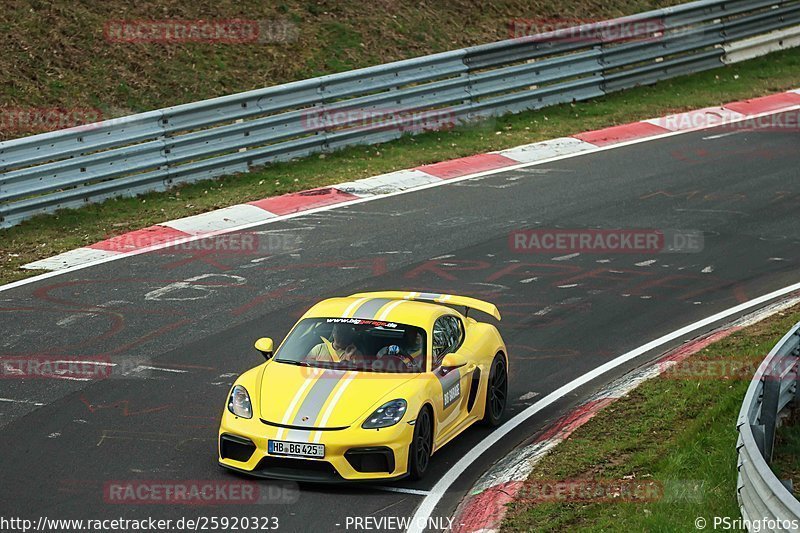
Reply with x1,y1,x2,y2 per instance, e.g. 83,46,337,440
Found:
22,89,800,272
450,294,800,533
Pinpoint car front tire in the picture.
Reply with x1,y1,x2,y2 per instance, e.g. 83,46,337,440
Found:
407,406,433,480
480,353,507,426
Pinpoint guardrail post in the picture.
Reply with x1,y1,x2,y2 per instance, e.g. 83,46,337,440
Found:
761,373,781,463
750,423,766,456
793,339,800,404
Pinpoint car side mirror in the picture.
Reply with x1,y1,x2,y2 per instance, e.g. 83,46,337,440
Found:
254,337,274,360
441,353,467,371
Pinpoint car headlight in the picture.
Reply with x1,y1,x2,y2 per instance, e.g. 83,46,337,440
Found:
362,399,407,429
227,385,253,419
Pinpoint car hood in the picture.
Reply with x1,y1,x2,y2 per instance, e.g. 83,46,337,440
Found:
258,362,419,428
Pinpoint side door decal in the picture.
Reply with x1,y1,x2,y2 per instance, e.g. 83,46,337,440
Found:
438,368,462,410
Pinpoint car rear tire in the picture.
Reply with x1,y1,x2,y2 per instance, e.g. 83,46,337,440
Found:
481,353,507,426
407,406,432,480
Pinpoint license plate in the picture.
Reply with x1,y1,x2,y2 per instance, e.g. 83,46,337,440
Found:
268,439,325,458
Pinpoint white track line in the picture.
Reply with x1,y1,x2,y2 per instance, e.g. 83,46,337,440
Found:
407,281,800,533
373,486,431,496
131,365,187,374
0,398,45,406
2,104,798,294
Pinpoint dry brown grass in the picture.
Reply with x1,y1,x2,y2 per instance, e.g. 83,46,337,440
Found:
0,0,683,138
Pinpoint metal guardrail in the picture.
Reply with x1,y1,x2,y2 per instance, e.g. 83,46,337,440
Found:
1,0,799,227
737,322,800,531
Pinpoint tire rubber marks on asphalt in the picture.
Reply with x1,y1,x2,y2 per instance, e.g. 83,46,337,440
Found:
96,429,208,449
80,395,172,418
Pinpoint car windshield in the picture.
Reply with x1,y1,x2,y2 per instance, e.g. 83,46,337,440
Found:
273,318,427,373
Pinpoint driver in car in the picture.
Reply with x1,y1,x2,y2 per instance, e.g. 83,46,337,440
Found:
307,323,363,362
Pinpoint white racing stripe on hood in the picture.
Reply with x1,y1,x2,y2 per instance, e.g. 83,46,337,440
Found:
377,299,405,320
312,371,357,443
342,297,369,317
285,369,346,441
275,367,320,440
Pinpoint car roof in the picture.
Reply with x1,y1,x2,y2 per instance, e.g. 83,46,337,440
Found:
302,296,457,328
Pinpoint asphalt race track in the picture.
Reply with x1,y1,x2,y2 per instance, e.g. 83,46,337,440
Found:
1,112,798,532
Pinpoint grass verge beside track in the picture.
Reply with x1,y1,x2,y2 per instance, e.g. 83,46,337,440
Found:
1,0,686,123
773,410,800,497
1,48,799,285
502,304,800,532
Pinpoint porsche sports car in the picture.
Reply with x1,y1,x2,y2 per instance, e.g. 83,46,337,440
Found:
218,291,508,482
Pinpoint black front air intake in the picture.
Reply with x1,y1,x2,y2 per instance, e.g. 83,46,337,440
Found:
220,434,257,462
345,447,395,473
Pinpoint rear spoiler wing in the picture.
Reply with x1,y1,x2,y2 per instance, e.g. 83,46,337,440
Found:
348,291,501,320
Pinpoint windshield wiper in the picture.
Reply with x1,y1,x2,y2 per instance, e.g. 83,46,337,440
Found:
274,359,310,366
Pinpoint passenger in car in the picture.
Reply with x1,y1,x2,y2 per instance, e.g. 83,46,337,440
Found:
378,329,423,360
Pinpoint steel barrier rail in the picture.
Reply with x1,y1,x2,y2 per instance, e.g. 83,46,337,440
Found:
737,322,800,531
1,0,799,227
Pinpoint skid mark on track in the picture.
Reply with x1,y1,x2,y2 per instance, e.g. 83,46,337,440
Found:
80,395,173,418
96,429,211,449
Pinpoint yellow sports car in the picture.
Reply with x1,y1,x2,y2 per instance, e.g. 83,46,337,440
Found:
218,291,508,482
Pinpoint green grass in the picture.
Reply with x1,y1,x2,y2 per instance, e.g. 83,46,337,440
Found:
502,306,800,532
1,48,799,285
773,409,800,495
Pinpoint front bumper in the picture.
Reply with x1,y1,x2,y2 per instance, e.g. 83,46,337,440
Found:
218,410,414,481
